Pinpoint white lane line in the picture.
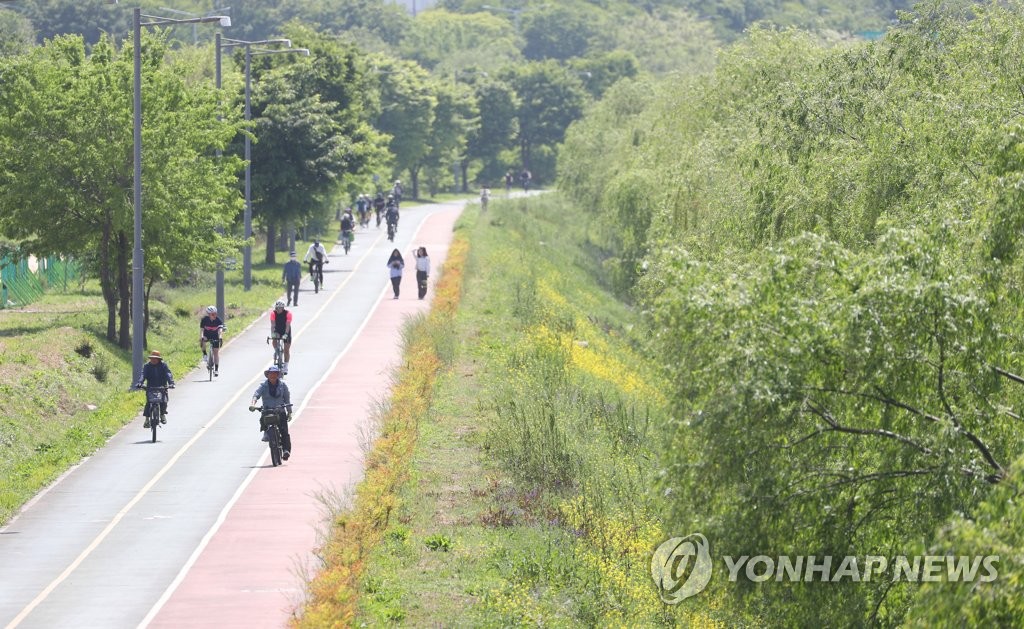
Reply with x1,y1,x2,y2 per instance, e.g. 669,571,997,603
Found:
6,222,395,629
139,207,449,626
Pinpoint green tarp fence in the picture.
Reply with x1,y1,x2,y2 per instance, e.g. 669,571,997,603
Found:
0,255,80,308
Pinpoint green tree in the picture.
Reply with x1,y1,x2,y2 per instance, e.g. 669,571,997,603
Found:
222,0,411,47
464,77,518,188
0,33,243,348
400,9,520,72
372,56,436,199
420,79,477,195
519,2,606,61
13,0,124,45
504,60,587,179
234,27,387,262
0,8,35,56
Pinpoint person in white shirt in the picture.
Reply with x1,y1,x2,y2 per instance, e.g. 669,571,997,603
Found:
415,246,430,300
302,239,329,287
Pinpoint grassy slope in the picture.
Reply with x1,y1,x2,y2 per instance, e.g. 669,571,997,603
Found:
0,247,313,524
349,195,734,626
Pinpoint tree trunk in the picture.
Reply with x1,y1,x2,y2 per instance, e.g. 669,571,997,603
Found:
144,277,154,351
265,219,277,265
521,138,531,172
410,166,421,200
116,230,131,350
98,220,117,343
460,159,469,192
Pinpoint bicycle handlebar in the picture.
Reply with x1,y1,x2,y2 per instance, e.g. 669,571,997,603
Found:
249,403,293,413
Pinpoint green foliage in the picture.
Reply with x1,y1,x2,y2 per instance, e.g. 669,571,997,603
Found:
520,2,607,61
423,533,453,552
400,9,520,72
0,32,245,345
371,55,437,195
0,9,35,57
904,459,1024,626
503,60,588,179
225,0,411,47
559,1,1024,624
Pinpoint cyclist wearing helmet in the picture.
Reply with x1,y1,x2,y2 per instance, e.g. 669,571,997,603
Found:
303,239,329,288
391,179,403,206
199,305,226,376
270,300,293,374
248,365,293,461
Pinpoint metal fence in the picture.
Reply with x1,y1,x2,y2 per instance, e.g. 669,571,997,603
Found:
0,254,80,308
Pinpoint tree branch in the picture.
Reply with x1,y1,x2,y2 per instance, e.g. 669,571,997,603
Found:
803,397,934,455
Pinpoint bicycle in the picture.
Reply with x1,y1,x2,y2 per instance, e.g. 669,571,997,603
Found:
268,334,288,372
136,385,171,443
202,330,224,381
341,229,353,255
249,403,292,467
309,259,327,292
387,221,397,242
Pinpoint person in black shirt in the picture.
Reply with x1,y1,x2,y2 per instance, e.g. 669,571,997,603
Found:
199,305,226,376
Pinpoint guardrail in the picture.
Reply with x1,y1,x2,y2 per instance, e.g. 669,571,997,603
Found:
0,254,80,308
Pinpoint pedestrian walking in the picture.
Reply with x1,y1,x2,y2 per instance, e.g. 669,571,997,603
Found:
415,247,430,300
387,248,404,299
282,252,302,306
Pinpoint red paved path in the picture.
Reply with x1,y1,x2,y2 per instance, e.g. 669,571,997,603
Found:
149,206,461,628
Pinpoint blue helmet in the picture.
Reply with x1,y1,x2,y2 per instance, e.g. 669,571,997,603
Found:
264,365,282,376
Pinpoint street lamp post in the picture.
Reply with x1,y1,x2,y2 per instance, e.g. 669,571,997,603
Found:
215,36,292,300
218,37,308,290
158,6,232,45
131,7,230,383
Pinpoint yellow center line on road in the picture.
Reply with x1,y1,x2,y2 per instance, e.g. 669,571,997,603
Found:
5,226,393,629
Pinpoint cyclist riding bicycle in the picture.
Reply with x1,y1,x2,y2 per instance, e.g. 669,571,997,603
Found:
199,305,226,376
134,350,175,428
391,180,403,207
340,211,355,252
270,300,293,374
248,365,293,461
303,239,329,286
373,192,386,227
385,200,400,233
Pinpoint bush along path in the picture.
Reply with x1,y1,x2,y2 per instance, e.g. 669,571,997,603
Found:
314,195,734,626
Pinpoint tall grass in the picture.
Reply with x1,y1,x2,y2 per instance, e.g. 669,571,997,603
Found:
352,195,729,626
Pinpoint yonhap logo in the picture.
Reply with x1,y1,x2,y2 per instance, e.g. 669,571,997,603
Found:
651,532,999,603
650,533,713,604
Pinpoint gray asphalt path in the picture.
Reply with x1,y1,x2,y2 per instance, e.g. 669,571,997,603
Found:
0,201,462,629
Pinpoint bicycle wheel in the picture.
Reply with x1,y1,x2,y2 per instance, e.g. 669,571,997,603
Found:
150,407,159,443
208,356,214,381
268,425,282,466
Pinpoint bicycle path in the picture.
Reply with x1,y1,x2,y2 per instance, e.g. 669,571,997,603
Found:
146,205,461,628
0,199,465,629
